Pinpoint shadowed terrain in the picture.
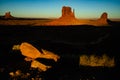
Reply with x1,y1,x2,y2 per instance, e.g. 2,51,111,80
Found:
0,20,120,80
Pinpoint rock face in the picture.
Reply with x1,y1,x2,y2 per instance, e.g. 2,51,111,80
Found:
45,6,78,25
97,12,108,24
19,42,60,71
19,42,60,61
60,6,75,19
4,12,13,19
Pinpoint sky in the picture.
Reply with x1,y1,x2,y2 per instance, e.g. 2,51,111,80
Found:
0,0,120,18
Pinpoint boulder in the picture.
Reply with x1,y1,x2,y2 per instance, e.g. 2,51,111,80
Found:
19,42,60,71
19,42,60,61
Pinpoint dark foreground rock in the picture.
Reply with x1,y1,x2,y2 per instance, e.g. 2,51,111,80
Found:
0,22,120,80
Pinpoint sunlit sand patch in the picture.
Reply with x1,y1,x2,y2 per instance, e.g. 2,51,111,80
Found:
80,54,115,67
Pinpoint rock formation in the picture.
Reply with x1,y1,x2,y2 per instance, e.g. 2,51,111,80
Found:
4,11,13,19
60,6,75,19
19,42,60,71
0,7,109,26
97,12,108,24
45,6,79,25
44,6,109,26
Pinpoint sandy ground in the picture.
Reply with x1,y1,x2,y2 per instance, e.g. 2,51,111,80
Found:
0,19,53,26
0,19,109,26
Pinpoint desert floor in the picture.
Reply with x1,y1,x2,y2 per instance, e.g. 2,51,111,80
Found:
0,21,120,80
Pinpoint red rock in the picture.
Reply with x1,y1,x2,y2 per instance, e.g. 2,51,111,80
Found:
45,6,78,25
4,12,13,19
98,12,108,24
60,6,75,19
44,6,108,26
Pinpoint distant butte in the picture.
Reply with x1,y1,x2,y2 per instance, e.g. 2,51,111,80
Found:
4,11,13,19
0,6,109,26
97,12,108,24
60,6,75,19
45,6,109,26
45,6,79,25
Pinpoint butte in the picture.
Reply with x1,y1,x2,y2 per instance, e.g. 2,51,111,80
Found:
45,6,109,26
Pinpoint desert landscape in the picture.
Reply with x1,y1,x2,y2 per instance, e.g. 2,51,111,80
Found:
0,6,117,26
0,18,120,80
0,0,120,80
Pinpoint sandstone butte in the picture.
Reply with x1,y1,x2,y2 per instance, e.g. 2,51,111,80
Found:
45,6,109,26
4,11,13,19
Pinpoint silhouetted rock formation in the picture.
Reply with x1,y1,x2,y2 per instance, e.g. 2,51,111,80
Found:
4,12,13,19
97,12,108,25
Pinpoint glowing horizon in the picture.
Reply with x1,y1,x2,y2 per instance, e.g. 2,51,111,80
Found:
0,0,120,18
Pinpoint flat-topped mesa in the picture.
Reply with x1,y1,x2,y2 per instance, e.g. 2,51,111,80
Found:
4,11,13,19
60,6,75,19
97,12,108,24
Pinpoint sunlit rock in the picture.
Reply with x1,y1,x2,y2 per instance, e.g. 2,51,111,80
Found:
9,72,15,77
9,70,22,77
41,49,60,62
19,42,60,61
20,42,42,59
15,70,22,76
45,6,109,26
12,45,20,50
31,60,51,71
80,54,115,67
19,42,60,71
45,6,79,25
60,6,75,19
9,70,31,79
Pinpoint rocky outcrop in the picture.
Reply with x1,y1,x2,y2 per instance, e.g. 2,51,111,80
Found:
45,6,79,25
4,12,13,19
60,6,75,19
97,12,108,25
19,42,60,71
